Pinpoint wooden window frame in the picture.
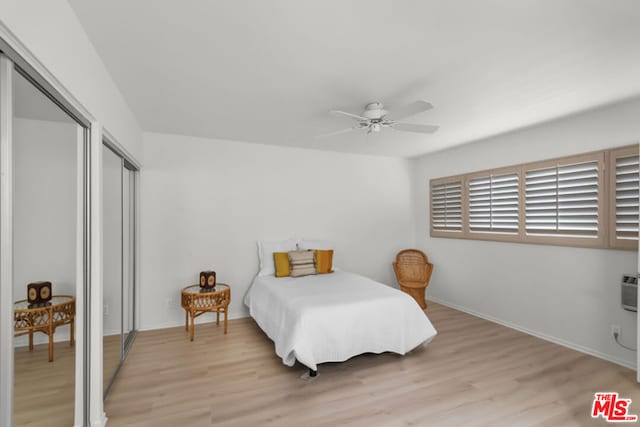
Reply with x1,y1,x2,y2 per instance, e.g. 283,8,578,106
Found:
429,144,638,251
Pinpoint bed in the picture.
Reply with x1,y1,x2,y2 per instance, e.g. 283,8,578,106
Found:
244,270,437,375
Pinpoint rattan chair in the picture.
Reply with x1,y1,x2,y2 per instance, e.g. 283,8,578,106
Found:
393,249,433,309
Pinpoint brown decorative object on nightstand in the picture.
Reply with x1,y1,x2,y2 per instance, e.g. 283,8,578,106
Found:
199,271,216,289
393,249,433,309
27,281,52,308
181,283,230,341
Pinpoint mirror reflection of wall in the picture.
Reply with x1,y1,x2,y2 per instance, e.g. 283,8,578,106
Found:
103,144,138,397
12,70,80,426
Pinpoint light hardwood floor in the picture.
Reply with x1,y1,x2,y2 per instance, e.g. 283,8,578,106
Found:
14,340,75,427
104,333,125,393
104,303,638,427
13,334,122,427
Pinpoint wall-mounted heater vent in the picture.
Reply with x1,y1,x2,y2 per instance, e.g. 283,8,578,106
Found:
621,274,638,312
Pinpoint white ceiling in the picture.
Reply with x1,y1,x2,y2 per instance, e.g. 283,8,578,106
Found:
68,0,640,158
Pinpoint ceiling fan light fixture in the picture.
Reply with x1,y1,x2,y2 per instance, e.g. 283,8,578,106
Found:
363,102,388,120
318,100,438,139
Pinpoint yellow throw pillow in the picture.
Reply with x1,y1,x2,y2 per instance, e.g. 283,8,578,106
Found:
273,252,290,277
315,249,334,274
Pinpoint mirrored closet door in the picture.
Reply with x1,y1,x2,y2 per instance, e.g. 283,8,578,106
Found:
2,57,89,427
103,143,138,396
122,165,136,350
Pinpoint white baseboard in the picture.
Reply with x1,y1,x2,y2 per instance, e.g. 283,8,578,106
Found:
14,328,121,349
429,296,637,371
138,311,249,332
14,328,71,348
91,413,107,427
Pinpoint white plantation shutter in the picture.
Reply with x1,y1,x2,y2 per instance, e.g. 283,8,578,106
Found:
469,172,519,233
430,145,632,249
614,154,639,241
525,160,600,237
431,180,462,232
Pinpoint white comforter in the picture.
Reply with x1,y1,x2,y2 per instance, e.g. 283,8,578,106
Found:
244,271,437,370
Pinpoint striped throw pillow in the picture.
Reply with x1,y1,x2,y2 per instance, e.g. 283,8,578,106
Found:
288,250,316,277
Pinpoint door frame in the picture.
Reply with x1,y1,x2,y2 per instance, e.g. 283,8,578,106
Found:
0,25,97,427
101,135,140,399
0,52,14,427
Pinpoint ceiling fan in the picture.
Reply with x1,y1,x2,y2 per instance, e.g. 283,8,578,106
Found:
318,100,439,139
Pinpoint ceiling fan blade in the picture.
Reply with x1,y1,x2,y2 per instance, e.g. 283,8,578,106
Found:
386,100,433,121
391,122,439,134
329,110,369,122
315,126,360,139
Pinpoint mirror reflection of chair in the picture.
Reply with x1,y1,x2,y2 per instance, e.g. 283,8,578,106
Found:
393,249,433,309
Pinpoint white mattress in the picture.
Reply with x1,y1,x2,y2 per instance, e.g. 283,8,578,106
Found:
244,271,437,370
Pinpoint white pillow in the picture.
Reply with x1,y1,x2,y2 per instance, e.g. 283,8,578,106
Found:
298,239,333,250
257,239,298,276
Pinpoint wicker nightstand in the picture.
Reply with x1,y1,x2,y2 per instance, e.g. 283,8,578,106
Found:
181,283,230,341
14,295,76,362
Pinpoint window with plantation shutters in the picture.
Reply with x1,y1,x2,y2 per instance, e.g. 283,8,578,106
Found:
429,145,633,249
525,159,600,238
469,172,519,234
430,179,462,234
609,146,639,249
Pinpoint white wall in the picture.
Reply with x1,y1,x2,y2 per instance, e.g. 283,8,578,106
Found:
139,133,414,330
0,0,142,160
410,96,640,369
14,118,77,346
